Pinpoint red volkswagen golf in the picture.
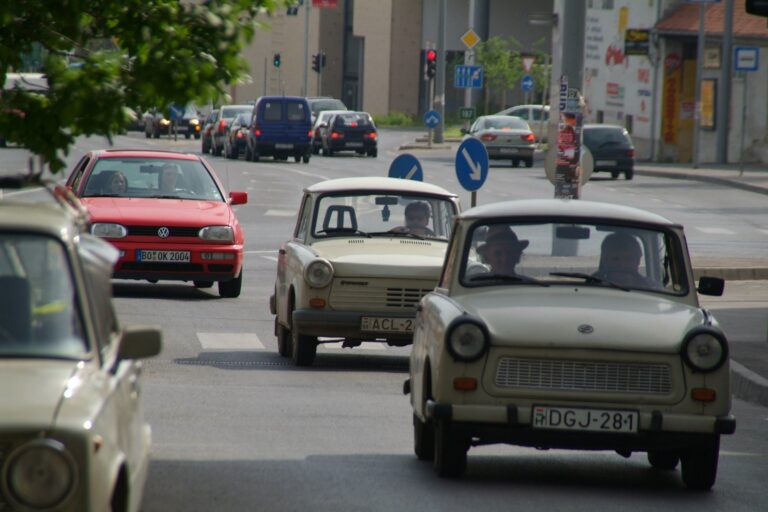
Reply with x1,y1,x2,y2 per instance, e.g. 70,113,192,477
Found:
66,149,248,297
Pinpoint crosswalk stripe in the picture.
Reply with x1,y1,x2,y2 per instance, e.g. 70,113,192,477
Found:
197,333,265,350
695,227,736,235
265,209,296,217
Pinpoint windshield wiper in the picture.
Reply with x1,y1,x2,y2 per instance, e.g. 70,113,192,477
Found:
470,273,549,286
549,272,630,291
316,228,372,238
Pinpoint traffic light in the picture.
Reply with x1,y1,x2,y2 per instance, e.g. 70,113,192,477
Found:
273,53,281,68
426,49,437,79
312,53,320,73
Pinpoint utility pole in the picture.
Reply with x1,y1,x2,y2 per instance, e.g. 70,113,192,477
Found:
716,0,734,163
693,3,706,168
434,0,446,144
303,1,311,96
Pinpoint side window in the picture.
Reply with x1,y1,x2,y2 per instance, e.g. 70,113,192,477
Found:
531,109,543,121
263,101,283,122
68,156,91,192
287,102,307,121
438,222,461,289
515,109,530,120
295,195,313,241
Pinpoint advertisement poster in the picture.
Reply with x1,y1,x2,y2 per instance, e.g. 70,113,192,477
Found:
554,111,583,199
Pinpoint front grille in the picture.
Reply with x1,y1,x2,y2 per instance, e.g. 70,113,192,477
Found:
127,225,200,237
495,358,672,395
330,279,434,311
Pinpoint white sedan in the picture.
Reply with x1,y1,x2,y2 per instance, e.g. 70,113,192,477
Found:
270,177,461,366
462,115,536,167
406,198,735,490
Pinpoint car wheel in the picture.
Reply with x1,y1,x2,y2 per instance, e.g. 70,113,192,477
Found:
681,436,720,490
433,420,467,478
302,153,310,164
312,146,320,155
145,130,151,139
218,271,242,298
611,170,620,179
193,280,214,289
648,450,679,471
368,149,378,158
524,158,533,168
195,134,201,140
185,133,191,140
153,127,160,139
294,154,301,163
202,141,209,154
625,168,634,180
413,413,435,461
291,328,317,366
511,159,520,167
276,317,292,357
325,148,334,157
244,145,252,161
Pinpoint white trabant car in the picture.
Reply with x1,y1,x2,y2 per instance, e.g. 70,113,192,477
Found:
270,177,460,366
406,199,735,490
0,181,162,511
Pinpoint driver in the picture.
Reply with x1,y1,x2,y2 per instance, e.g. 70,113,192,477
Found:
391,201,434,236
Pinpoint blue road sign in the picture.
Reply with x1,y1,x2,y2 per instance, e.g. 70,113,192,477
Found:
454,65,484,89
455,138,488,192
423,110,441,129
521,74,534,92
735,46,759,72
169,104,185,122
388,154,423,181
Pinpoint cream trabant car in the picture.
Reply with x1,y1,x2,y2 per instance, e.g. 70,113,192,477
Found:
406,199,735,490
0,181,161,511
270,177,460,366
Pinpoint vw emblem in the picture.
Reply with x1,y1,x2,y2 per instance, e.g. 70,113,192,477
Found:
577,324,594,334
157,227,170,238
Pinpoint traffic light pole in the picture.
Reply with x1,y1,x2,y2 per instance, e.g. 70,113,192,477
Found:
433,0,446,144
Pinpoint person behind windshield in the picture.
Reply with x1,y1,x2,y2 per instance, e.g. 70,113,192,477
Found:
104,171,127,195
477,227,529,276
594,232,655,288
159,164,180,193
391,201,434,236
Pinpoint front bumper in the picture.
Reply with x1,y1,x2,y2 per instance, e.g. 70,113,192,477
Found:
293,308,415,344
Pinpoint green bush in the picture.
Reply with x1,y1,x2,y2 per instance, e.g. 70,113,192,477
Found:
373,112,416,127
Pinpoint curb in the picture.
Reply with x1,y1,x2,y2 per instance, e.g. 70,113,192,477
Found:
694,267,768,281
731,360,768,408
635,168,768,197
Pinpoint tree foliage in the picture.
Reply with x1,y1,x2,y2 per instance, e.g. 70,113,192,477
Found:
0,0,278,172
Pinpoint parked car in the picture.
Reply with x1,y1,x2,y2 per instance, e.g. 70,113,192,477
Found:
270,177,460,366
582,123,635,180
0,176,162,511
143,108,171,139
224,113,251,159
462,115,535,167
496,104,550,142
406,198,735,489
244,95,313,163
65,149,248,297
306,96,348,124
201,109,219,154
320,111,378,157
211,104,254,157
311,109,347,154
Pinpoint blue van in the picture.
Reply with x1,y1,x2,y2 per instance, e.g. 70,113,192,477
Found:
245,96,313,164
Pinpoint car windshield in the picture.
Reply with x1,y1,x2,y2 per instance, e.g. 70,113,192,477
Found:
460,221,687,294
82,158,225,201
221,106,252,121
312,192,457,240
484,117,528,130
0,233,88,359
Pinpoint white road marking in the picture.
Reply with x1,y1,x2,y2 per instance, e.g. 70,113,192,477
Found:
695,227,736,235
244,250,279,254
406,165,419,179
461,147,482,179
261,256,278,262
197,333,265,350
265,209,297,217
758,229,768,237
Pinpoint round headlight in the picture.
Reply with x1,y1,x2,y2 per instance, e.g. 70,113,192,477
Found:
3,439,77,509
91,222,127,239
199,225,234,242
683,331,727,372
446,320,489,362
305,259,333,288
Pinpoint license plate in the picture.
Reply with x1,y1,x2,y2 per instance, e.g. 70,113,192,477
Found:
137,250,191,263
532,406,638,433
596,160,617,166
360,316,414,333
500,148,519,154
346,142,363,148
275,143,294,149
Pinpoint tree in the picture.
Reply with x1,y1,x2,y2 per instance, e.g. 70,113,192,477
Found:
0,0,278,173
474,36,525,114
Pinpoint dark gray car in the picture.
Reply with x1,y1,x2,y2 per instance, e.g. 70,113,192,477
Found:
583,123,635,180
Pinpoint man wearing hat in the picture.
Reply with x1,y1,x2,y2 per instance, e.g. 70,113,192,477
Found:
477,226,529,276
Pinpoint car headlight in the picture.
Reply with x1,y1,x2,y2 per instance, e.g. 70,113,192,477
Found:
446,319,489,362
91,222,127,238
199,226,234,242
305,259,333,288
3,439,77,509
189,118,200,125
160,118,171,126
682,329,728,372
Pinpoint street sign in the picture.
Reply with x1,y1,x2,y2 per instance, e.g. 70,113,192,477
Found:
423,110,441,129
522,56,536,73
735,46,759,71
388,154,423,181
460,29,480,49
521,75,534,92
454,65,483,89
455,138,488,192
559,75,568,112
169,104,184,122
459,107,475,120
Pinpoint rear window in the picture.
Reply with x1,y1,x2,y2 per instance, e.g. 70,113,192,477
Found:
584,127,632,147
262,101,283,122
311,99,347,113
333,113,372,128
222,106,252,121
485,117,528,130
287,102,308,121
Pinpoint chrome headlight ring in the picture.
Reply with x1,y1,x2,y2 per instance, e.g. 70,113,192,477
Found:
682,327,728,373
445,318,490,362
304,259,334,288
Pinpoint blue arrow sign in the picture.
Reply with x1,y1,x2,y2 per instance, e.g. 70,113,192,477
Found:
169,104,185,122
454,65,484,88
388,154,423,181
521,74,534,92
423,110,441,129
455,138,488,192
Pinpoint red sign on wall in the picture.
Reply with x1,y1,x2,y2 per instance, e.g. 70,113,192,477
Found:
312,0,338,7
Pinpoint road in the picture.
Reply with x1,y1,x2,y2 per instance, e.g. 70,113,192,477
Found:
2,131,767,511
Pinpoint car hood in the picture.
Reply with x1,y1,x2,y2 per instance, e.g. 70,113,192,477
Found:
0,361,81,427
313,238,448,278
82,197,233,225
456,287,705,353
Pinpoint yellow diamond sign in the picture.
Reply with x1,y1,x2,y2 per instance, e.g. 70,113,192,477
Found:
461,29,480,50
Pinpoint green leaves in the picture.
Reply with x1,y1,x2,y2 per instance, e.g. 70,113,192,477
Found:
0,0,278,173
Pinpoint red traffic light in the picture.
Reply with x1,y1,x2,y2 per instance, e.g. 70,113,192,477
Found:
426,49,436,62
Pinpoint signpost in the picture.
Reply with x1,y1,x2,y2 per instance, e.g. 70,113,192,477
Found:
423,109,441,148
735,46,759,173
455,138,488,207
388,154,423,181
459,107,475,121
169,104,184,141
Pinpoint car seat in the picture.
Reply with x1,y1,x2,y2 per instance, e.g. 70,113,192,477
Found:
322,205,357,231
0,276,31,341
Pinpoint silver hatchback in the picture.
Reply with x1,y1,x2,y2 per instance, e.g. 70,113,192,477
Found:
462,115,536,168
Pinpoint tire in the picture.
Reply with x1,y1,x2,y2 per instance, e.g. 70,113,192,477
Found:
218,271,243,298
145,131,151,139
368,149,378,158
276,317,291,357
648,450,679,470
294,154,301,163
194,134,201,140
312,145,320,155
625,168,634,180
302,153,310,164
325,148,334,157
413,413,435,461
681,436,720,491
511,159,520,168
212,141,221,156
433,421,468,478
193,280,214,289
244,145,253,162
611,170,620,179
524,158,533,168
185,133,191,140
291,328,317,366
202,141,210,154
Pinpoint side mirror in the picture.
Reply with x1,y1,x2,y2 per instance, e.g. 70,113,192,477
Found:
230,191,248,205
117,325,162,360
697,276,724,297
460,128,469,134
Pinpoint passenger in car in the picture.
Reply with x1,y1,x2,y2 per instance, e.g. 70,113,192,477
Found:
477,227,529,276
594,232,655,288
105,171,128,195
391,201,434,236
159,164,181,193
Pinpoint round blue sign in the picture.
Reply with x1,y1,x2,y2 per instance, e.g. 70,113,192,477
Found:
388,154,423,181
521,75,534,92
423,110,441,129
455,138,488,192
